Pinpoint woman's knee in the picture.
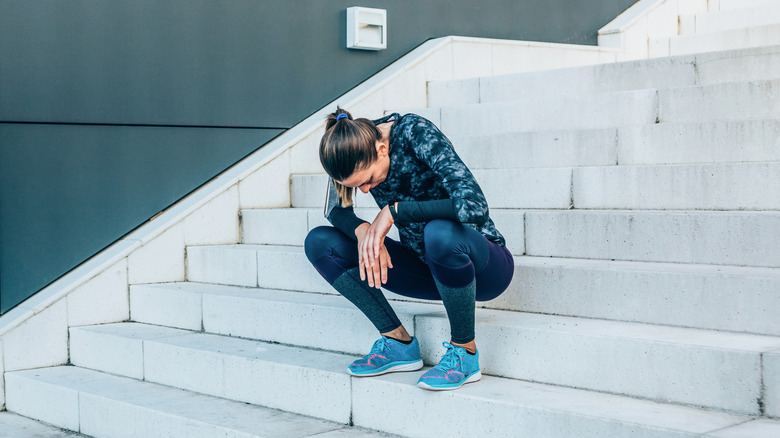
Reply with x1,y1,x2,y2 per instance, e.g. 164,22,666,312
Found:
304,226,342,263
423,220,459,249
423,220,467,261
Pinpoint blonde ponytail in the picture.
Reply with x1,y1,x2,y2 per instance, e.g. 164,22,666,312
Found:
333,181,354,207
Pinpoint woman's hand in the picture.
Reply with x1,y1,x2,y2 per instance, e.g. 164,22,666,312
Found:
355,206,395,288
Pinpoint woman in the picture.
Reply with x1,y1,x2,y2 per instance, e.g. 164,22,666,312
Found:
304,108,514,391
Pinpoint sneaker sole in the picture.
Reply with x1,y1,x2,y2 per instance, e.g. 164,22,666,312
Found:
347,359,424,377
416,370,482,391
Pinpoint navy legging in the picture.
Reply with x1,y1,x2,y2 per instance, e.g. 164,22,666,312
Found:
304,219,514,341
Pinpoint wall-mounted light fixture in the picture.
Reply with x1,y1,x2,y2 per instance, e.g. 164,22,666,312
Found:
346,7,387,51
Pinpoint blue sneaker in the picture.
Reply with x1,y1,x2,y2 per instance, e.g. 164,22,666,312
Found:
347,336,423,377
417,342,481,390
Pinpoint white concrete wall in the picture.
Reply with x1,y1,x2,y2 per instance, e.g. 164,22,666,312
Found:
599,0,709,60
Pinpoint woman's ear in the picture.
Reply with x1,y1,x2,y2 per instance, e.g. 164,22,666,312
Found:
375,140,389,157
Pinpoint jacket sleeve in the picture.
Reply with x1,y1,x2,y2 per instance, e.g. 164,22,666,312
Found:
408,117,490,225
328,206,368,239
324,178,367,239
394,199,459,224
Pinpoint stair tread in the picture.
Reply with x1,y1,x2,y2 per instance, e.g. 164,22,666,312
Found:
5,366,391,438
357,369,748,435
11,358,757,437
681,2,780,35
189,243,780,277
430,74,780,108
288,160,780,172
53,325,762,435
128,284,780,352
76,322,355,371
672,21,780,39
429,44,780,86
14,364,778,437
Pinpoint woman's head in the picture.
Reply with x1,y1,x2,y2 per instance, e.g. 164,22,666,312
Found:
320,108,386,206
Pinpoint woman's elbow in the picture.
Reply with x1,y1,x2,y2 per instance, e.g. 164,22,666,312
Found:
457,201,489,225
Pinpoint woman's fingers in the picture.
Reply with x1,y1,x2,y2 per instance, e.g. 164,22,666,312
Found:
371,257,382,288
368,231,377,264
380,249,389,284
358,222,394,288
358,246,366,282
365,262,373,287
361,241,373,286
361,261,369,284
373,238,382,268
361,239,374,285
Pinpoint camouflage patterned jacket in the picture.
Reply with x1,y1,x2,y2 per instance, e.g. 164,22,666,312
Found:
325,112,505,261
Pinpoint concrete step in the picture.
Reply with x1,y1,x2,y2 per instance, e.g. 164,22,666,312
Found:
9,364,771,438
187,244,333,290
429,78,780,137
495,256,780,336
656,77,780,123
418,311,780,415
681,3,780,35
242,206,402,246
450,128,619,169
185,244,780,335
288,171,375,209
715,0,779,11
653,23,780,57
67,323,358,423
452,120,780,168
445,119,780,168
122,286,780,413
428,55,695,107
3,366,390,438
67,320,777,419
233,210,779,271
241,207,525,254
291,170,572,210
572,161,780,210
617,119,780,165
352,372,776,437
242,206,524,254
526,210,780,267
430,88,658,136
291,161,780,212
129,283,442,352
0,411,87,437
428,45,780,106
695,45,780,85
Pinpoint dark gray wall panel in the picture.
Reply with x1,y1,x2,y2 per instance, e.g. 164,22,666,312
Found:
0,124,282,313
0,0,636,128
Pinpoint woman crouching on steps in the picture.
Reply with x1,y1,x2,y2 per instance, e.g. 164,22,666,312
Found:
304,108,514,391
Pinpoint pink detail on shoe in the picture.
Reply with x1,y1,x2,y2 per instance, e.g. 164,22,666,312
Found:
419,369,465,383
365,354,388,367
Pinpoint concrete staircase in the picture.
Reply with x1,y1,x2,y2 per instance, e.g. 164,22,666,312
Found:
3,2,780,437
655,0,780,56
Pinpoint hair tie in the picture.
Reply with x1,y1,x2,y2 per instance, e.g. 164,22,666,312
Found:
336,113,349,121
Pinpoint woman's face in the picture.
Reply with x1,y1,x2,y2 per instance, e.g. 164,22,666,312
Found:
337,141,390,193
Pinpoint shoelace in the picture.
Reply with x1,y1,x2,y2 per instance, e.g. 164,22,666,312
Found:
433,342,466,371
368,337,391,356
